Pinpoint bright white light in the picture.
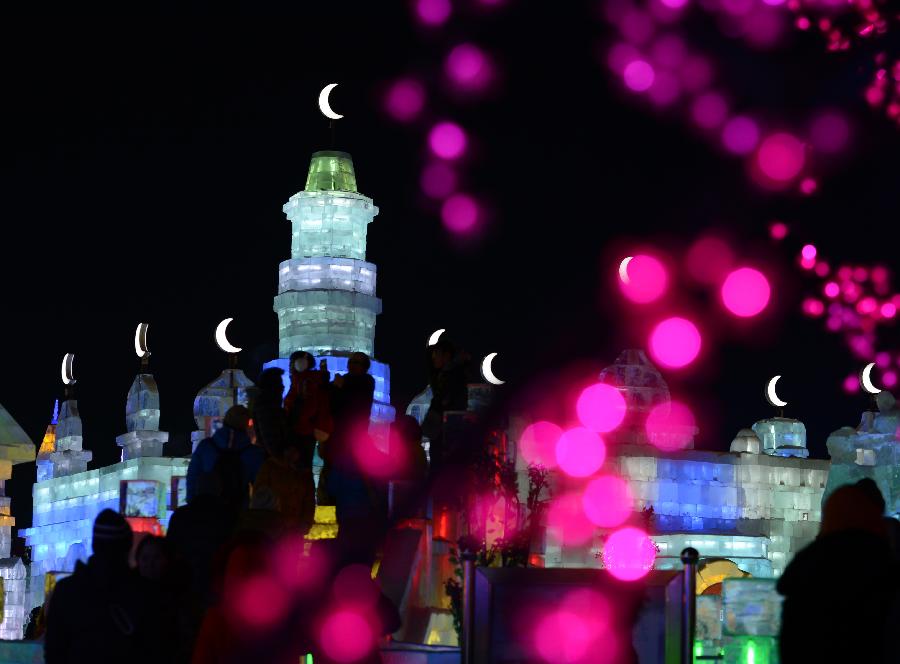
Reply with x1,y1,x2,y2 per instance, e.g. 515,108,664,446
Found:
765,375,787,408
318,83,343,120
134,323,150,359
215,318,242,354
618,256,633,284
481,352,505,385
860,362,882,394
61,353,76,385
427,329,445,347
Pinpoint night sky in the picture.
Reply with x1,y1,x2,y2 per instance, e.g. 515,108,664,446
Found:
1,4,898,540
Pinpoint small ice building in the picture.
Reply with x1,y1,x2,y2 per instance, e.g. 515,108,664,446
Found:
22,361,188,612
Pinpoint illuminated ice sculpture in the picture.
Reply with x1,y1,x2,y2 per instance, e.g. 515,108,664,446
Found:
265,150,394,425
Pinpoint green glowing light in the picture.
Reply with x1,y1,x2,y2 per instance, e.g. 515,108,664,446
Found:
746,640,755,664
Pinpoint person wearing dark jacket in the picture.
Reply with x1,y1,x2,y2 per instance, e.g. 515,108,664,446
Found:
251,367,290,457
45,509,171,664
186,405,265,508
422,339,469,471
777,483,897,663
284,350,333,471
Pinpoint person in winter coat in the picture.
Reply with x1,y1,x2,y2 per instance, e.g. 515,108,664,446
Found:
251,367,289,457
252,438,316,535
324,352,376,472
777,483,897,663
284,351,333,471
421,339,469,471
186,405,265,509
45,510,171,664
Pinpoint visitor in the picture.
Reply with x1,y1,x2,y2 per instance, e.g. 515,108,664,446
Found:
134,535,173,582
45,509,170,663
253,439,316,535
284,350,333,500
777,483,897,663
186,405,265,510
234,485,289,541
388,414,428,521
252,367,290,457
421,338,469,472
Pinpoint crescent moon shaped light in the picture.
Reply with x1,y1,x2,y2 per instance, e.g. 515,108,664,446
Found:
860,362,882,395
765,375,788,408
618,256,633,284
61,353,76,386
215,318,243,354
318,83,344,120
427,329,445,347
481,352,505,386
134,323,150,359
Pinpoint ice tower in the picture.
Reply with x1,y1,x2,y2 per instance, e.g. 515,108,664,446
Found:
266,150,393,423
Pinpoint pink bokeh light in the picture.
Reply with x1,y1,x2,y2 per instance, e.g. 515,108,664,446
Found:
384,78,425,122
576,383,627,433
623,60,656,92
810,111,850,154
824,282,840,298
800,177,817,195
769,221,788,240
445,43,493,91
686,235,734,285
535,610,593,663
319,610,375,662
519,421,562,468
420,162,457,199
602,527,656,581
428,122,468,160
649,317,701,369
645,400,696,451
547,492,597,546
583,475,633,527
814,261,830,277
876,352,892,368
721,267,771,317
722,116,760,155
441,193,480,233
802,298,825,317
882,302,897,319
556,427,607,478
353,432,405,480
884,371,898,389
231,574,290,629
755,132,805,183
691,92,728,129
843,374,859,393
801,244,817,261
414,0,451,26
647,70,681,106
680,55,713,92
619,254,668,303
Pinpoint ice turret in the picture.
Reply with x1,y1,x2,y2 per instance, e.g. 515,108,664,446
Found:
191,368,255,452
44,384,92,479
116,371,168,460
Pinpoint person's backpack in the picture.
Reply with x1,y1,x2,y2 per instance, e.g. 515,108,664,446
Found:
212,429,249,508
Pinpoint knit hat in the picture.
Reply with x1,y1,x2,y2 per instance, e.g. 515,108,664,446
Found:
223,405,251,431
93,509,132,550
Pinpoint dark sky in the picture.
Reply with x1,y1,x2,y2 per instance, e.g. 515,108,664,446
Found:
1,4,898,536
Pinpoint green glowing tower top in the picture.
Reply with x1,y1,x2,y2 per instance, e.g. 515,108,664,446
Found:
304,150,358,193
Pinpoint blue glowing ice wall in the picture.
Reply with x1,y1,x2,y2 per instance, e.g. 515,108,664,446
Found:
268,151,394,425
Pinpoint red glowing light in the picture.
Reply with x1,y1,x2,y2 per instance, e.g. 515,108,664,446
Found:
547,492,597,546
428,122,467,160
756,133,805,183
623,60,655,92
618,254,668,303
320,610,375,662
857,297,877,315
445,43,493,91
769,221,788,240
721,267,771,317
384,79,425,122
691,92,728,129
649,317,701,369
645,400,696,451
686,236,734,285
519,421,562,468
441,193,479,233
576,383,627,433
602,527,656,581
414,0,451,26
722,116,760,155
583,475,633,527
556,427,606,478
824,282,840,298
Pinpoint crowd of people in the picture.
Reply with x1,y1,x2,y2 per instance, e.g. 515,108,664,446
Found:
40,341,471,663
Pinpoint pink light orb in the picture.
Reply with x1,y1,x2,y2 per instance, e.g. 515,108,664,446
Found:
853,267,869,282
647,70,681,106
441,193,479,233
826,316,842,332
320,610,375,662
649,317,701,369
231,574,290,629
843,374,859,393
686,235,734,285
883,371,898,389
842,281,861,303
756,133,805,183
802,298,825,317
837,266,852,280
352,432,405,480
535,610,593,663
608,42,641,74
876,351,892,369
769,221,788,240
722,116,760,155
691,92,728,129
547,492,597,546
810,111,850,154
620,10,655,45
519,421,562,468
445,43,493,91
680,55,713,92
555,427,606,478
384,78,425,122
576,383,627,433
623,60,655,92
814,261,830,277
650,35,686,69
645,400,696,451
871,266,889,284
800,256,816,270
602,527,656,581
659,0,689,8
721,267,771,317
420,162,457,199
414,0,451,26
881,302,897,319
428,121,467,160
857,297,877,315
583,475,633,527
800,177,818,195
801,244,817,261
824,282,840,298
618,254,668,303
